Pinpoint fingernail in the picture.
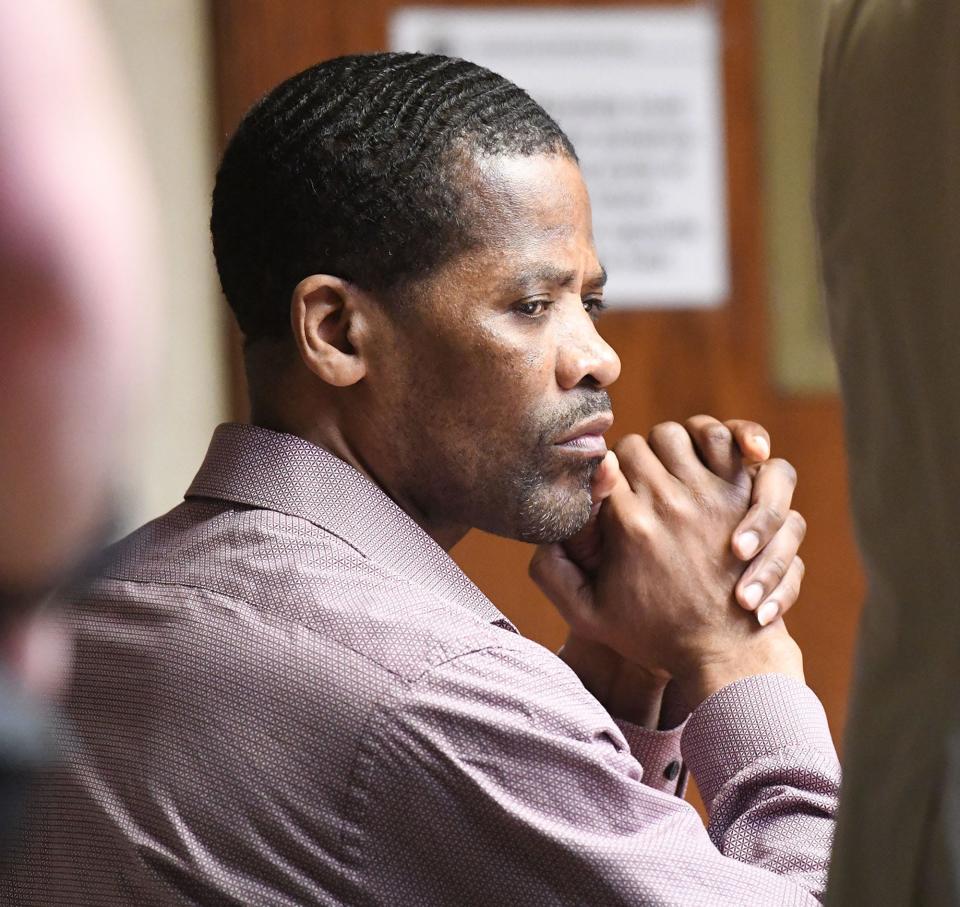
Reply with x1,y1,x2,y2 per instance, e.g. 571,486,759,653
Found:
757,601,780,626
737,531,760,558
742,583,764,609
752,435,770,459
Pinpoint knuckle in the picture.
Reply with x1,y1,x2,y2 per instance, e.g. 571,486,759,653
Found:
614,433,644,459
659,490,697,522
778,559,806,606
649,421,686,445
685,414,717,435
528,556,545,583
764,556,788,582
703,424,733,448
621,509,655,539
789,510,808,540
785,575,802,603
757,503,786,529
772,458,798,486
528,556,554,590
795,556,806,579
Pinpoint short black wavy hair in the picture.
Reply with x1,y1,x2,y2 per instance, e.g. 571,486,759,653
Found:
211,52,576,341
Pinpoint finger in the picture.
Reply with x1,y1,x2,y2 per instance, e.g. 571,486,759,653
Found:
529,543,597,637
567,451,623,572
754,556,805,627
724,419,771,464
565,452,619,571
736,510,807,609
612,434,668,500
590,450,621,513
731,458,798,559
646,421,710,486
684,414,742,484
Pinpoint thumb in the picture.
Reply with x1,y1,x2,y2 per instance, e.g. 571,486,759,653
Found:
529,543,596,636
591,450,621,510
563,451,623,571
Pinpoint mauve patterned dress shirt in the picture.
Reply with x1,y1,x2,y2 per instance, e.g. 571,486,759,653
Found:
4,424,839,905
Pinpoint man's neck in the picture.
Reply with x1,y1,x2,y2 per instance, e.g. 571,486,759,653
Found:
249,410,470,552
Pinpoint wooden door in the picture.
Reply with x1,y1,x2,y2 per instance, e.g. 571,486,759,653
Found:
211,0,864,754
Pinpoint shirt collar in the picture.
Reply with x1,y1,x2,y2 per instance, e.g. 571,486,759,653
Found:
185,423,516,632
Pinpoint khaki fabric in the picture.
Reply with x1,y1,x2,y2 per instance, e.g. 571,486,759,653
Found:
816,1,960,903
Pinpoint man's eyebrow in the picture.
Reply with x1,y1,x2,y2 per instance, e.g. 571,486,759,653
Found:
508,263,608,291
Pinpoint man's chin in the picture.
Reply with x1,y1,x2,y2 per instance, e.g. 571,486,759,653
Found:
513,477,594,545
516,512,592,545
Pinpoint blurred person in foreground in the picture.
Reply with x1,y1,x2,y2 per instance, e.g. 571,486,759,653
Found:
7,54,836,904
818,2,960,904
0,0,154,851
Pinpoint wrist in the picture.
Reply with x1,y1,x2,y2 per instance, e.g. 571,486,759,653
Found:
603,677,667,728
673,635,804,711
558,635,669,729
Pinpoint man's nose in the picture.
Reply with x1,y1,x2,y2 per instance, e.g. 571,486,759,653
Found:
556,312,621,390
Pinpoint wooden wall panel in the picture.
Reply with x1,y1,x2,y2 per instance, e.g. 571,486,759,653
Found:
210,0,863,750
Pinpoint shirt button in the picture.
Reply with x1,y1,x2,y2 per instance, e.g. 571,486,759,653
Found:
664,760,681,781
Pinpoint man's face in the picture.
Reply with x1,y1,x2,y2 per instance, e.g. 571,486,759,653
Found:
356,152,620,545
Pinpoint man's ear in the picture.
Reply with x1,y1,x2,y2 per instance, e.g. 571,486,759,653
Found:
290,274,369,387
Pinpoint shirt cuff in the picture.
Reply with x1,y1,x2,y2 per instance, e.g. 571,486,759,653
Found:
680,673,836,809
614,717,688,797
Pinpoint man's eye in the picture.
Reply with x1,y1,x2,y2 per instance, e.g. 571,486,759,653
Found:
515,299,549,317
583,298,607,317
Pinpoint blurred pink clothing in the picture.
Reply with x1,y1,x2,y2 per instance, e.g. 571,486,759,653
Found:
7,424,839,904
0,0,154,590
0,0,156,864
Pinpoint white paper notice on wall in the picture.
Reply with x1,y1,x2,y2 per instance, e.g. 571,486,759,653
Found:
390,6,730,309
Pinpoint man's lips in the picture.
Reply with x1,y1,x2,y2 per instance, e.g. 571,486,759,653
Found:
553,412,614,457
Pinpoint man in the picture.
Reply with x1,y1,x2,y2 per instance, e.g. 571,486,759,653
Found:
6,54,836,904
0,0,154,852
817,2,960,903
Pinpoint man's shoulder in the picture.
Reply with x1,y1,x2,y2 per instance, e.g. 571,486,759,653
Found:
61,499,553,829
78,497,514,695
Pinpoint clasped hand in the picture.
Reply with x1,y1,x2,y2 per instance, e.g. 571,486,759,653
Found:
530,416,806,723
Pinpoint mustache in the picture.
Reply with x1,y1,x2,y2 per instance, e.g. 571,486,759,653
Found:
537,390,613,445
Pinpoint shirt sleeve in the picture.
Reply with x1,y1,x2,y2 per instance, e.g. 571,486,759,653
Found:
614,718,688,797
356,643,838,906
